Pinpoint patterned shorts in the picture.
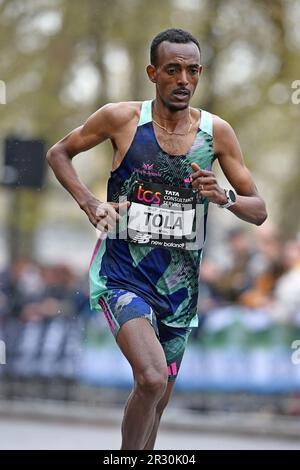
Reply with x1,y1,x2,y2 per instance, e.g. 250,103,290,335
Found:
98,288,192,382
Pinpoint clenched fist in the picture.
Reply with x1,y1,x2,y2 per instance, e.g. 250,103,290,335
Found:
191,162,227,205
81,197,129,232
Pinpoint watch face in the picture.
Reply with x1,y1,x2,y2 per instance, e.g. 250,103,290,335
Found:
229,189,236,202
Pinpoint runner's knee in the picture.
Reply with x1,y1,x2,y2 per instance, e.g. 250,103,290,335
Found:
135,366,168,400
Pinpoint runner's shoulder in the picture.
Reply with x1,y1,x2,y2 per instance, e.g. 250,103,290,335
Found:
211,113,236,141
211,113,232,132
211,113,239,157
99,101,142,131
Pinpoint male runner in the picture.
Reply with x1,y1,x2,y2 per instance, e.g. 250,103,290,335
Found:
47,28,267,450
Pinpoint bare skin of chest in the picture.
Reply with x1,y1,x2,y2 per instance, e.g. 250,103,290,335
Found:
112,122,198,170
154,127,198,156
111,105,200,170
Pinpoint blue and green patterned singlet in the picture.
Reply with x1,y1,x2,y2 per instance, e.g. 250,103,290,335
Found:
89,100,214,328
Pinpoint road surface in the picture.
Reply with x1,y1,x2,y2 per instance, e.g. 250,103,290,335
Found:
0,417,299,450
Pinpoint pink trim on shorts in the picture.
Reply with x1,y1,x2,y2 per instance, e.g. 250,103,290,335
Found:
167,361,177,377
98,297,116,334
89,238,102,269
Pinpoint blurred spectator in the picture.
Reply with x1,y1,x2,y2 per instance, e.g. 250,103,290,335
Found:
0,259,90,321
198,259,224,315
268,239,300,323
238,223,284,308
209,227,255,303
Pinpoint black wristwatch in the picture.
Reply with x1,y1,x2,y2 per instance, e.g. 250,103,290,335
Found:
218,188,237,209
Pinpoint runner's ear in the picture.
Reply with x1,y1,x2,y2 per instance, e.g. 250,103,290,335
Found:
146,64,157,83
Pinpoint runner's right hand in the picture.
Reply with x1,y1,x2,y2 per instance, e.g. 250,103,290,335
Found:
81,197,129,232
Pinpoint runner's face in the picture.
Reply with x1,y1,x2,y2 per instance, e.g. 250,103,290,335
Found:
148,41,202,111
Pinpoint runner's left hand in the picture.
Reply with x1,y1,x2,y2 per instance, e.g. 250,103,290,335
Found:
191,162,228,205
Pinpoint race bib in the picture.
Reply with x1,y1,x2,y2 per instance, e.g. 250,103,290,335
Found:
127,180,204,250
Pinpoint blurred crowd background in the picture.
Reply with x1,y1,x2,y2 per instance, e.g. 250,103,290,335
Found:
1,222,300,408
1,0,300,418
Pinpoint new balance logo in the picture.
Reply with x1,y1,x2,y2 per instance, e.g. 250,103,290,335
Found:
130,233,152,244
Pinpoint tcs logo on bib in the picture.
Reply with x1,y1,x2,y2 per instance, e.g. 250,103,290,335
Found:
137,184,161,204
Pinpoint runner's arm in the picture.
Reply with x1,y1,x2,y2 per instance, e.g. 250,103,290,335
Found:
213,117,267,225
46,104,120,210
191,117,267,226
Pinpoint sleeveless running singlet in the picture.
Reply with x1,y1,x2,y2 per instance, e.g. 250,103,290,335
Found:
89,100,214,328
